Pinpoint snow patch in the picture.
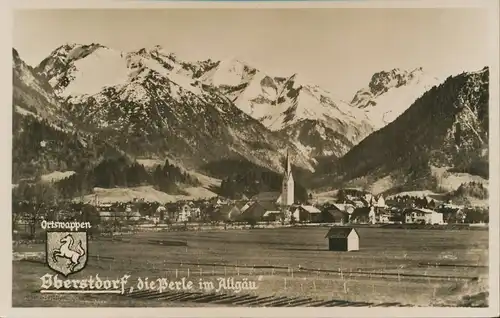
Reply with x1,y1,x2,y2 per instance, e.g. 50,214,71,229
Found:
368,175,394,195
136,159,164,168
189,171,221,188
386,190,445,200
41,171,76,183
15,105,38,118
15,105,69,134
133,56,203,96
431,166,488,192
79,185,217,204
211,59,246,87
120,83,151,104
60,47,130,97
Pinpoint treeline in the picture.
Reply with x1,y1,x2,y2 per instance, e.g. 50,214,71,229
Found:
12,114,87,180
219,170,308,203
12,113,123,182
53,157,200,199
386,195,438,209
451,181,488,200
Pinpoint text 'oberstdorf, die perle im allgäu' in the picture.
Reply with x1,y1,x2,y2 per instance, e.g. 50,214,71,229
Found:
40,274,260,294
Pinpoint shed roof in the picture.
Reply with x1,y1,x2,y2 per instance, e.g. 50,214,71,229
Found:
300,205,321,214
331,203,355,214
407,208,439,214
251,192,281,202
326,209,348,215
350,200,367,208
258,201,281,212
219,204,240,215
324,227,359,239
234,201,248,209
263,211,282,217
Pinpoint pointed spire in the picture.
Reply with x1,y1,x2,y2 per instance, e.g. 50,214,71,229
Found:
285,149,292,175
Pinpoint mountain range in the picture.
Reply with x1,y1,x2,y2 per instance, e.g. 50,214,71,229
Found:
12,42,489,200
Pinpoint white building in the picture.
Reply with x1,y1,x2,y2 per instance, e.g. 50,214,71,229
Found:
151,206,166,223
368,206,376,224
191,207,201,219
378,214,391,224
178,204,191,222
405,208,444,225
281,150,294,207
375,195,386,208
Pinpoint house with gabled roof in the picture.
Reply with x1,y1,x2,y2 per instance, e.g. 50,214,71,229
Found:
323,203,354,224
219,202,247,222
404,208,444,225
293,205,322,223
251,192,282,204
241,201,282,222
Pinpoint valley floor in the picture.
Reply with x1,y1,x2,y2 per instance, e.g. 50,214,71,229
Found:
12,227,488,307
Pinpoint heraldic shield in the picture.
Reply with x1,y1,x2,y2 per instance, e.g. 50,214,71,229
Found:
46,231,88,276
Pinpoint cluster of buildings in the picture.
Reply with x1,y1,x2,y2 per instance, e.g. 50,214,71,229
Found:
326,190,447,225
148,152,321,224
91,152,467,226
92,152,323,225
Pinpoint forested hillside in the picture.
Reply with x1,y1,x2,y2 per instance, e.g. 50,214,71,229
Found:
315,67,489,193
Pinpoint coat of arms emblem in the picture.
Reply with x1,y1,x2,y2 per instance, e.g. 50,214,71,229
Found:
46,231,88,276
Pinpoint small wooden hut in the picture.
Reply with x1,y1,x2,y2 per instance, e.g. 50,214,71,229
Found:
324,227,359,252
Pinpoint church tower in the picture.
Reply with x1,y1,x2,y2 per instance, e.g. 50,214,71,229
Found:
281,150,295,206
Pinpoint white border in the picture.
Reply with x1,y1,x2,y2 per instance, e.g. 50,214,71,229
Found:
1,1,499,318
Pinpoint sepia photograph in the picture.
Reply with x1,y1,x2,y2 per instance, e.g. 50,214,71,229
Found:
6,1,499,317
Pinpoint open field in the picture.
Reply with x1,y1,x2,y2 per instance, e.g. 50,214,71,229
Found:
78,185,218,204
12,227,488,307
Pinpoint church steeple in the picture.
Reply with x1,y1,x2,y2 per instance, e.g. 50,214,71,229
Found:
281,149,294,207
285,149,292,176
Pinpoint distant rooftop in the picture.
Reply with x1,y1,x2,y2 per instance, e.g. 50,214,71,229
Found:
251,192,281,202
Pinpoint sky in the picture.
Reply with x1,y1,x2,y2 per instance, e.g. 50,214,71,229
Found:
13,8,493,100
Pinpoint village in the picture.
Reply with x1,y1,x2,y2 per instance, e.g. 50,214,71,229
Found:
87,189,480,227
12,153,488,240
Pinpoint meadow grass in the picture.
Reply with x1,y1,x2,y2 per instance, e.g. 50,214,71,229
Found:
12,226,488,307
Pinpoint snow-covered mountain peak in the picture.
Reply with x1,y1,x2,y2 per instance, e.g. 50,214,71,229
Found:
351,67,443,129
59,47,129,97
36,43,209,99
150,44,166,52
199,57,258,87
134,45,178,62
43,43,107,66
365,67,439,98
33,43,375,159
186,56,375,157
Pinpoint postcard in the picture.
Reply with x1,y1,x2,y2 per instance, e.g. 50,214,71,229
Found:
3,0,499,317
